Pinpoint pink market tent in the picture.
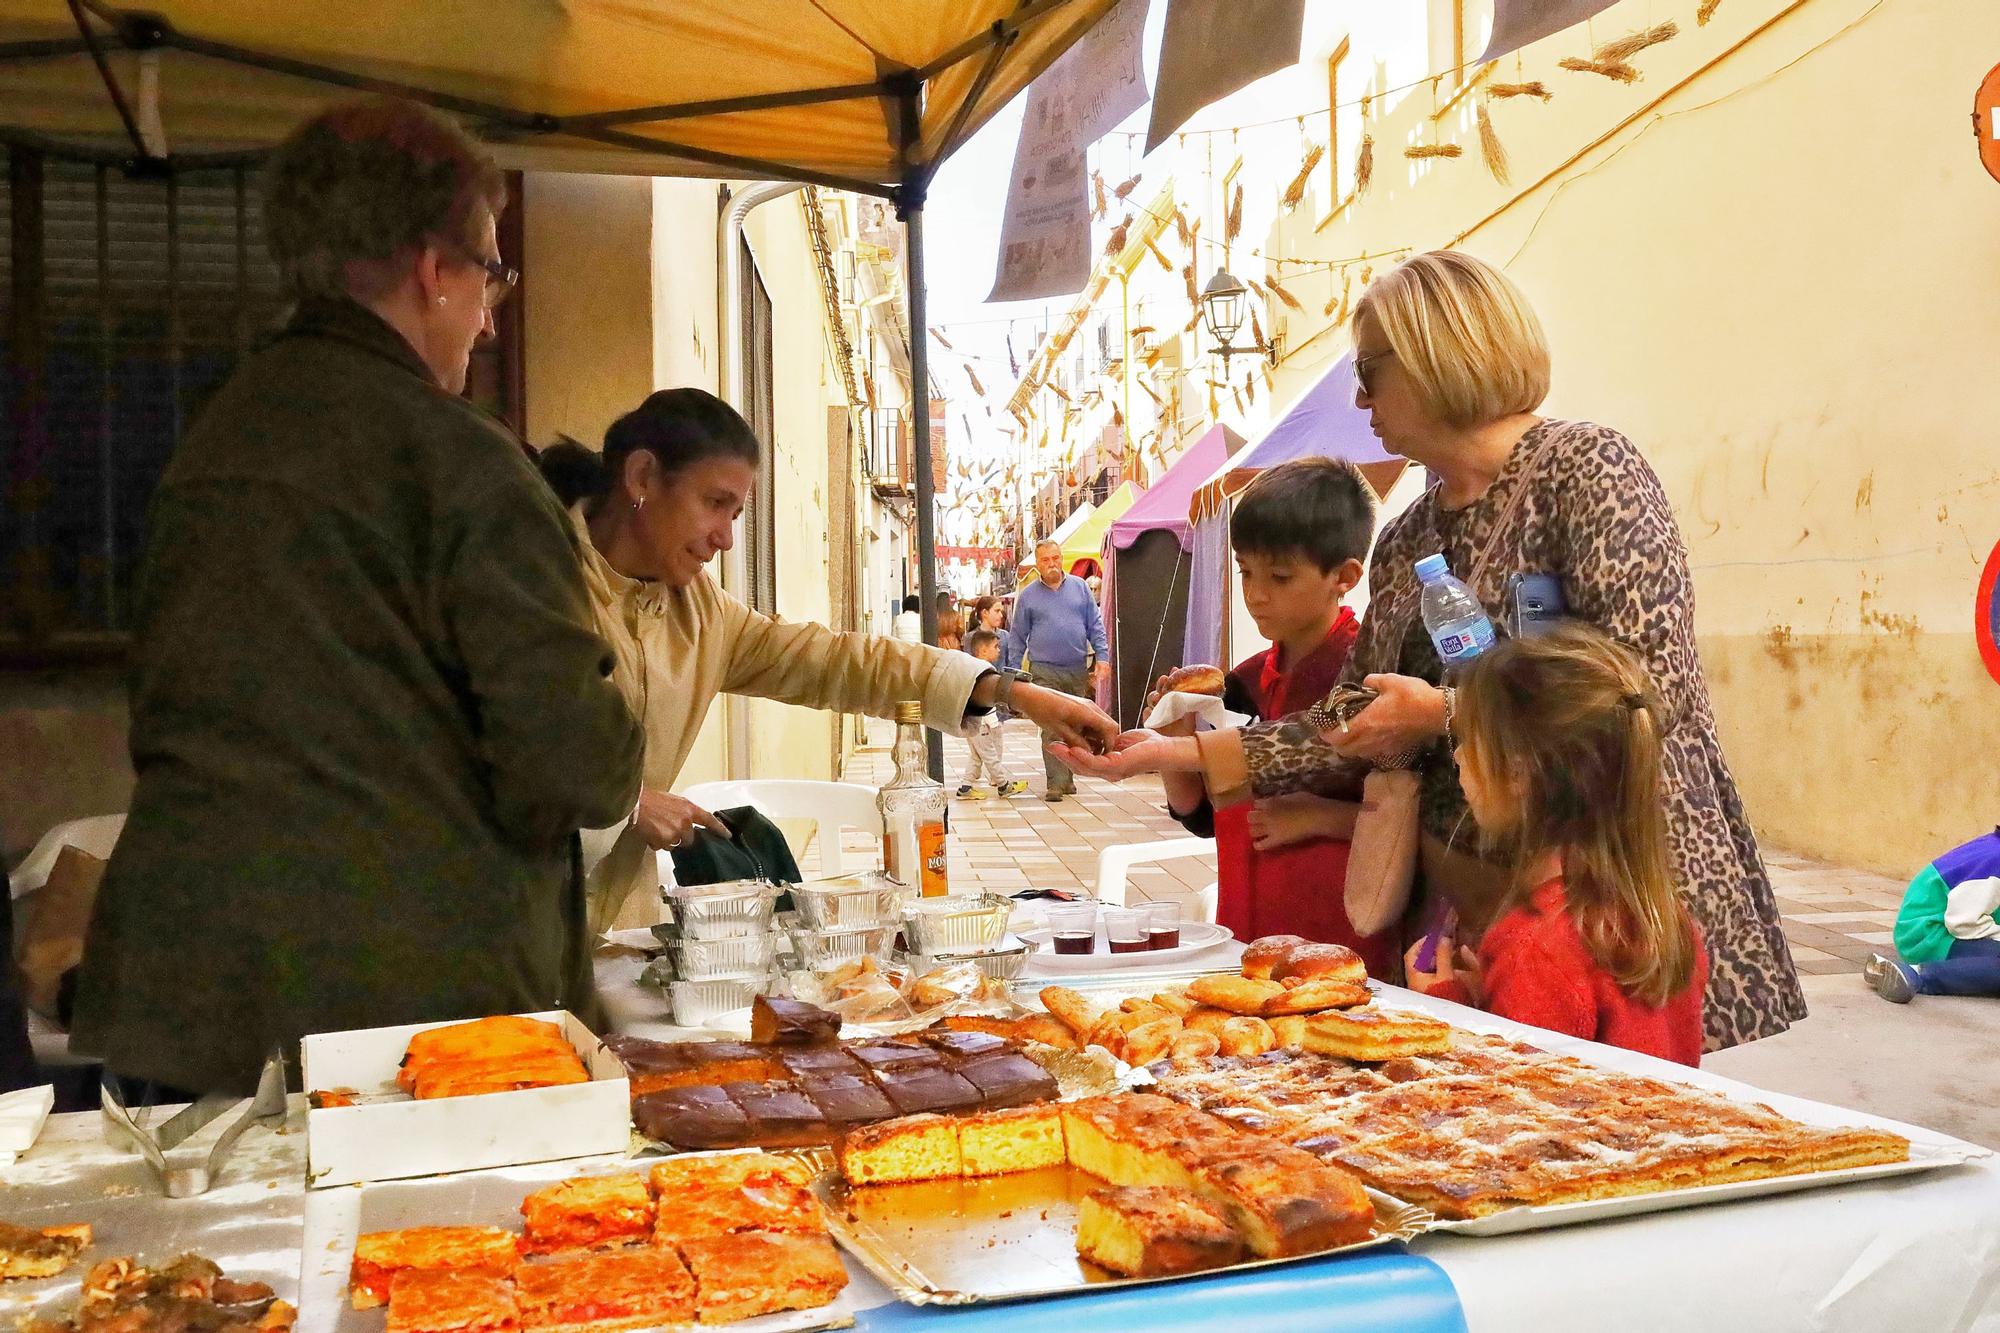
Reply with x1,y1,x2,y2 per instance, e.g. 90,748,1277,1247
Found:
1103,422,1244,726
1182,355,1407,668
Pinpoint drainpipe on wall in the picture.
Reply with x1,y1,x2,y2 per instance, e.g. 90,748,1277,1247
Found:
717,181,804,780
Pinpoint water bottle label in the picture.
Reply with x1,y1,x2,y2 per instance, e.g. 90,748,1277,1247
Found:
1437,619,1496,663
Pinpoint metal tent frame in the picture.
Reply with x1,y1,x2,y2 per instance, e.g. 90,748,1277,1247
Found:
2,0,1114,773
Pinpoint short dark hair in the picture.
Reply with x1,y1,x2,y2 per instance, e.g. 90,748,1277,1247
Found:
538,388,761,509
264,96,506,303
1229,457,1376,572
965,627,1000,655
902,595,922,613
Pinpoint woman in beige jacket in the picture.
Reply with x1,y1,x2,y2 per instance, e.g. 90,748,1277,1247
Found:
541,389,1118,928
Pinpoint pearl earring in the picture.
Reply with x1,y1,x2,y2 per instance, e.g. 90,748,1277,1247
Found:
436,295,447,306
633,495,647,511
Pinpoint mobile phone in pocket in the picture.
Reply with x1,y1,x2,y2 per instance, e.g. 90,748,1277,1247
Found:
1505,572,1568,638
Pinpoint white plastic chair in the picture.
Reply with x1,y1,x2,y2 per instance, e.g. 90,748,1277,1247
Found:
7,813,125,1072
1093,836,1219,924
9,813,125,900
678,779,885,883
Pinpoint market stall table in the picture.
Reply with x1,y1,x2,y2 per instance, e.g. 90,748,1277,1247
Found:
5,967,1996,1333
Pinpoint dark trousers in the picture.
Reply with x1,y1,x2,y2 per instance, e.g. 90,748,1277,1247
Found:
1034,663,1092,795
1912,936,2000,997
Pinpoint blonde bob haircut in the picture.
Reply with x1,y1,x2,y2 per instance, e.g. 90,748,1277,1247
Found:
1355,250,1550,429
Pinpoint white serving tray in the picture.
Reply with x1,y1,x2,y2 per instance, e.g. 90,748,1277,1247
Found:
301,1010,629,1189
1017,921,1234,972
297,1151,857,1333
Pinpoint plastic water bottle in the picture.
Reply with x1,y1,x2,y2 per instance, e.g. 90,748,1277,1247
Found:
1415,553,1496,671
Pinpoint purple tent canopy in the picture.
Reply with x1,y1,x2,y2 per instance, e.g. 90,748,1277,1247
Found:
1182,354,1407,668
1109,422,1245,551
1186,354,1398,525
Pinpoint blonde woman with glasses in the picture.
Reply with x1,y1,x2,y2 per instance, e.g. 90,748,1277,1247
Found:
1055,250,1803,1053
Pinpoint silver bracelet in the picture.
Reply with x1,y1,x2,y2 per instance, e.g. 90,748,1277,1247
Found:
1441,686,1458,743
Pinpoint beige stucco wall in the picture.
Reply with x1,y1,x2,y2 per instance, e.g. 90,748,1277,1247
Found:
742,198,845,784
1270,0,2000,876
522,174,657,451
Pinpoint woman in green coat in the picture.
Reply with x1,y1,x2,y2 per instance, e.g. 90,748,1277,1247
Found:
70,98,643,1095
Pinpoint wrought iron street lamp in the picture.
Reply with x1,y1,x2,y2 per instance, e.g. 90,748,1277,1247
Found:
1199,267,1266,367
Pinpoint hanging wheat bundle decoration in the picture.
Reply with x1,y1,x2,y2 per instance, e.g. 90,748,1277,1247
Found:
1265,273,1305,312
1696,0,1721,23
1104,217,1132,257
964,365,984,396
1182,262,1200,306
1356,134,1375,194
1091,171,1108,220
1560,20,1677,82
1488,81,1551,101
1244,375,1257,407
1226,183,1244,244
929,326,954,351
1172,207,1192,247
1477,103,1510,185
1184,310,1203,334
1404,143,1463,160
1231,385,1245,414
1281,143,1326,212
1249,307,1266,355
1113,174,1142,201
1245,276,1268,302
1144,235,1174,271
861,369,877,410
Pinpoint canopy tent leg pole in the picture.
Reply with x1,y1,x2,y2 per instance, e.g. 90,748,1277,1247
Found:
903,196,945,781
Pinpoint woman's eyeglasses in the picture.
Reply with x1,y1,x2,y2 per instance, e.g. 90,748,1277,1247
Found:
1353,348,1395,396
458,249,518,309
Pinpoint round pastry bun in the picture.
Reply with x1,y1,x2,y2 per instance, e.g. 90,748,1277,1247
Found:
1161,663,1225,697
1240,934,1311,980
1271,943,1367,986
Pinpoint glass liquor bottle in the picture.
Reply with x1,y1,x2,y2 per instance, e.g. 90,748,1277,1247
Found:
876,701,950,897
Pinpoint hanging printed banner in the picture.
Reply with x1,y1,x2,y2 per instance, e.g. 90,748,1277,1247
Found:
1144,0,1305,153
987,0,1150,302
1478,0,1621,62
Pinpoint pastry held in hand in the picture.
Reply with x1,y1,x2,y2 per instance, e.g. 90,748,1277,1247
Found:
1143,689,1252,733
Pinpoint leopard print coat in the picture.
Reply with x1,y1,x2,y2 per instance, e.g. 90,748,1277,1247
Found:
1239,419,1806,1050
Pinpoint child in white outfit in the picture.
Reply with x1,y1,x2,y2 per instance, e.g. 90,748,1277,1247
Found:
958,629,1026,798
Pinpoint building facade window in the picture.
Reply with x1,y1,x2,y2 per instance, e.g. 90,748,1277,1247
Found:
0,151,523,664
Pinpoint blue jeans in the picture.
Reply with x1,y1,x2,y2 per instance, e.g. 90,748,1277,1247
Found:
1912,936,2000,997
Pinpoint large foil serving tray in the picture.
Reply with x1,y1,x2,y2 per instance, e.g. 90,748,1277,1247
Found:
811,1165,1428,1307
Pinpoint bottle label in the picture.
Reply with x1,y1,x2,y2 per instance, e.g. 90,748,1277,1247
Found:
1436,618,1496,663
917,820,949,897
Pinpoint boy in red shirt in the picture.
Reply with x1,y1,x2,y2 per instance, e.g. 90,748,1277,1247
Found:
1404,626,1709,1065
1157,458,1394,976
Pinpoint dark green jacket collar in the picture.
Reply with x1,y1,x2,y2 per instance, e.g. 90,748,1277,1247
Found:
282,297,437,388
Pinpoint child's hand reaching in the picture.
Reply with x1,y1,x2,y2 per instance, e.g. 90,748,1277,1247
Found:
1248,793,1358,850
1403,935,1484,1006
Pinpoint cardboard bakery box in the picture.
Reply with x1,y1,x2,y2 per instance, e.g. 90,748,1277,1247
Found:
301,1010,629,1189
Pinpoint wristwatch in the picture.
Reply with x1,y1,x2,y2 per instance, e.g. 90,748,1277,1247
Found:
989,668,1026,710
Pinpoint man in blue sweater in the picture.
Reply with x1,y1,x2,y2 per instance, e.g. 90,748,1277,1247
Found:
1005,540,1111,801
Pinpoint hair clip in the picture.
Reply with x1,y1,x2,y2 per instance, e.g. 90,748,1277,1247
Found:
1622,692,1646,711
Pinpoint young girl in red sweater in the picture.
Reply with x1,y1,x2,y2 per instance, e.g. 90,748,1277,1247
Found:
1404,625,1710,1065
